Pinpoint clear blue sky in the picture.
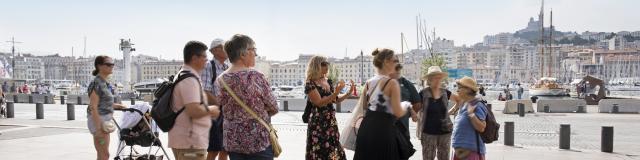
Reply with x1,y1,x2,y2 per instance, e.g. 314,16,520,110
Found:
1,0,639,61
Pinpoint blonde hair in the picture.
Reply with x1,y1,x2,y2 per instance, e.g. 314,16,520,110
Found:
306,56,328,82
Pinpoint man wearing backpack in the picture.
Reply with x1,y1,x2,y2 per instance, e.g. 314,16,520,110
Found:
169,41,221,160
452,76,488,160
200,38,229,160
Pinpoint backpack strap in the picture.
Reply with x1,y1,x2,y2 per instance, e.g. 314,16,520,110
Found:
173,70,203,115
210,60,218,84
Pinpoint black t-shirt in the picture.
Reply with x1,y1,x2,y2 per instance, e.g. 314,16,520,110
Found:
421,89,452,135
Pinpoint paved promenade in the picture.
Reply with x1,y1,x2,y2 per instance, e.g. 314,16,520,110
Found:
1,100,639,159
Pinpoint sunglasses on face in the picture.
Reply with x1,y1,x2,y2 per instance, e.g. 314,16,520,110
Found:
102,63,115,67
321,61,330,67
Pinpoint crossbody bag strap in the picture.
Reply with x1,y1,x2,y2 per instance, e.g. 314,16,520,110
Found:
220,78,273,132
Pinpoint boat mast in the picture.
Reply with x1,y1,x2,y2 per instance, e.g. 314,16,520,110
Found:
539,0,545,78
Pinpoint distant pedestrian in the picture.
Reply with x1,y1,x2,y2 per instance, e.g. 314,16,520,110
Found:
200,38,229,160
87,55,128,160
354,48,407,160
517,83,524,99
452,76,488,160
2,82,8,93
168,41,221,160
217,34,279,160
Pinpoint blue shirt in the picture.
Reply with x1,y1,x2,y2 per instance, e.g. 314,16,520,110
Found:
452,98,488,154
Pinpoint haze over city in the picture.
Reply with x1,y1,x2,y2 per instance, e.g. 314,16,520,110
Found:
2,0,639,61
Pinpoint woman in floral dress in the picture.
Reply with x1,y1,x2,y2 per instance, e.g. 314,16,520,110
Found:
304,56,355,160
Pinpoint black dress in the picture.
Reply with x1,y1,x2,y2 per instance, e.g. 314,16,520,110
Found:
304,81,347,160
354,80,400,160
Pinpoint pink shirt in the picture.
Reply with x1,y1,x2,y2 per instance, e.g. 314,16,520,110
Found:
168,65,211,149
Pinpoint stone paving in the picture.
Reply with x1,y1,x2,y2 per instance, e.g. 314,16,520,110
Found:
1,100,640,159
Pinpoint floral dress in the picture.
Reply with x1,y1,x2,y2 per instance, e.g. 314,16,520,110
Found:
305,81,347,160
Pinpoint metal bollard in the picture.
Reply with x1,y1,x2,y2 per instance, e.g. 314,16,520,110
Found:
560,124,571,149
29,95,34,103
61,96,65,104
77,96,82,105
577,106,586,113
67,103,75,120
504,121,515,146
13,94,18,103
601,126,614,153
130,98,136,105
544,105,550,113
612,104,619,113
487,103,492,110
6,102,15,118
36,103,44,119
518,103,525,117
45,95,50,104
336,102,342,113
283,100,289,111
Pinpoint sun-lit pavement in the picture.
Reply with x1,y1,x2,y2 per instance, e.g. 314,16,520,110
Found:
1,101,639,160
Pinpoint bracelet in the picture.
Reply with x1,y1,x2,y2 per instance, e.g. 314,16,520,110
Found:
468,113,476,118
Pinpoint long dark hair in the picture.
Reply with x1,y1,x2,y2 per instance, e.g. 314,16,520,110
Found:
92,55,111,76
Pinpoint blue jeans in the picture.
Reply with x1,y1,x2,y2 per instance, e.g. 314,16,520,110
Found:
228,146,273,160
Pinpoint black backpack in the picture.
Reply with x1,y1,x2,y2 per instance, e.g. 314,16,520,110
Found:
151,71,197,132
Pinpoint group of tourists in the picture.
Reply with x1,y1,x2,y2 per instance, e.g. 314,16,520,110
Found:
86,34,492,160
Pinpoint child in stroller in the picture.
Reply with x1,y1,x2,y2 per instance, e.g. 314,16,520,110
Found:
113,103,170,160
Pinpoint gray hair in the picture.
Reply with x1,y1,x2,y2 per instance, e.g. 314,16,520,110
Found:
224,34,255,62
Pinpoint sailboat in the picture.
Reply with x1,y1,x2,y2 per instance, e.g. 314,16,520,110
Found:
528,0,568,97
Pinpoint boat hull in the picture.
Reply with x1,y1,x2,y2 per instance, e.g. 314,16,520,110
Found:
529,88,568,96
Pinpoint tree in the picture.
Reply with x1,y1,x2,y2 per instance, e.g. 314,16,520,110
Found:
421,55,449,87
327,65,340,83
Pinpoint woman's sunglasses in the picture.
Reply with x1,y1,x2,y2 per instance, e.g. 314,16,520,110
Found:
102,63,115,67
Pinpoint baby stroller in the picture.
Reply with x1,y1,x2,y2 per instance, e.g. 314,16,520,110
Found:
113,103,170,160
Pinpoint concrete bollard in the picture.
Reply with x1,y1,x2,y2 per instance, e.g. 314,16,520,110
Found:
67,103,75,120
612,104,619,113
544,105,550,113
504,121,514,146
577,106,586,113
6,102,15,118
13,94,18,103
601,126,614,153
77,96,82,105
130,98,136,105
36,103,44,119
29,95,34,103
336,102,342,113
61,96,65,104
518,103,525,117
560,124,571,150
283,100,289,111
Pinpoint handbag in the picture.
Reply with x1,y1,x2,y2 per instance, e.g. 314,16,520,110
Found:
220,79,282,157
396,122,416,160
102,120,116,133
340,81,379,151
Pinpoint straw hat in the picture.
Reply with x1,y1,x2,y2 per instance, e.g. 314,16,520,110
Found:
456,76,479,92
423,66,447,80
